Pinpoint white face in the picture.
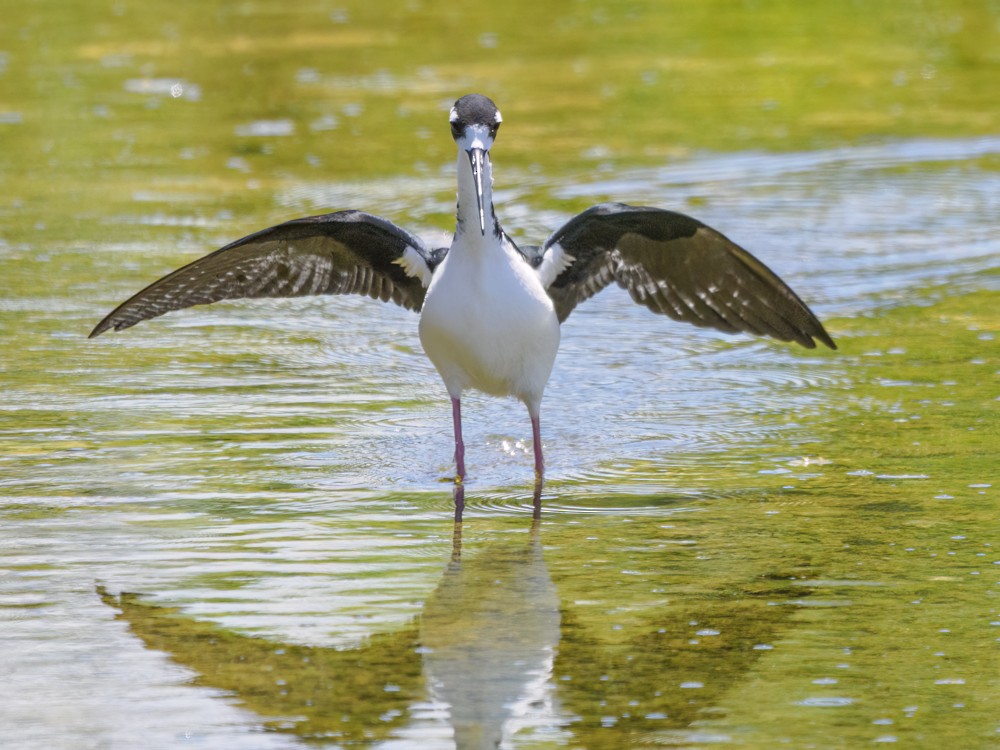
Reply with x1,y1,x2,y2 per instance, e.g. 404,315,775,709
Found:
452,122,497,153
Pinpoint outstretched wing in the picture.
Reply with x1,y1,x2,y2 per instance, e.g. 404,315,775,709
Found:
540,203,836,349
90,210,436,337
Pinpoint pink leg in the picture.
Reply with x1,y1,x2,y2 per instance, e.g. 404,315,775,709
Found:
451,396,465,483
531,411,544,480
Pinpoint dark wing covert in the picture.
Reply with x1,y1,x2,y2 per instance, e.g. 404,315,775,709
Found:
543,203,835,349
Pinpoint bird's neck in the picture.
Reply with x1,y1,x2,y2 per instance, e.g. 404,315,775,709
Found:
455,149,500,240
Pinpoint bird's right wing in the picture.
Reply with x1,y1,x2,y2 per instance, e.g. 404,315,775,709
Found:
90,210,436,337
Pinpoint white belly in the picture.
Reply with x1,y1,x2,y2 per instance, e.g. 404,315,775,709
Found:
418,239,560,411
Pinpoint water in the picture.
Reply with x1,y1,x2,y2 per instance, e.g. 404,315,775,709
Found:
2,2,999,748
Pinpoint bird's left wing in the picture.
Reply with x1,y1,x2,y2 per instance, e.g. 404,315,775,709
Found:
540,203,835,350
90,210,434,337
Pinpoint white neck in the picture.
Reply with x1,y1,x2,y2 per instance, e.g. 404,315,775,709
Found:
455,149,499,239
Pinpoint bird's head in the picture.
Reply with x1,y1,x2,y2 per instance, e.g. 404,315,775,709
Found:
450,94,502,235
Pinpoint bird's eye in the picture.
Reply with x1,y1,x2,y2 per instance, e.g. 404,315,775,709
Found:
450,120,464,139
490,122,500,138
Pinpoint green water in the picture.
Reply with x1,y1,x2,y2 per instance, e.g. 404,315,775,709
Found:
1,1,998,748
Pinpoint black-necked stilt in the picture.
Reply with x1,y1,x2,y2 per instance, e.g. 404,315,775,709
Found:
91,94,836,486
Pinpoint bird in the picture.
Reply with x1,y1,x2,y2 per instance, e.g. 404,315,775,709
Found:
90,93,836,487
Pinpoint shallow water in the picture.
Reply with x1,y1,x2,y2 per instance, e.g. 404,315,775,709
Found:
2,2,999,749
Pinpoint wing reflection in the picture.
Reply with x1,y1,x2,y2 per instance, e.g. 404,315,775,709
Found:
97,586,423,743
551,570,817,745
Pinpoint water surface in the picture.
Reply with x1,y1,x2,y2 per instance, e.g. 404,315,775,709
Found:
1,2,999,748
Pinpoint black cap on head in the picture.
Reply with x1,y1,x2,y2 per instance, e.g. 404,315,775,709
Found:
450,94,502,140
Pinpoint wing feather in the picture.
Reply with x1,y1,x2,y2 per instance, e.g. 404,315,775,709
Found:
90,210,434,337
541,203,835,349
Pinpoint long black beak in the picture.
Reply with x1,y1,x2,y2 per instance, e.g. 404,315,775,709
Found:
466,147,487,236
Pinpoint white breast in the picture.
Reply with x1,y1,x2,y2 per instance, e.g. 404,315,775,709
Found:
418,234,560,412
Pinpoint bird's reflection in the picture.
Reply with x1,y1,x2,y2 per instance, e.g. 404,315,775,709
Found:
422,497,559,748
99,490,815,748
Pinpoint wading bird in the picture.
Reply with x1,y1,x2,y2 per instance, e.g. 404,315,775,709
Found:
91,94,835,486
